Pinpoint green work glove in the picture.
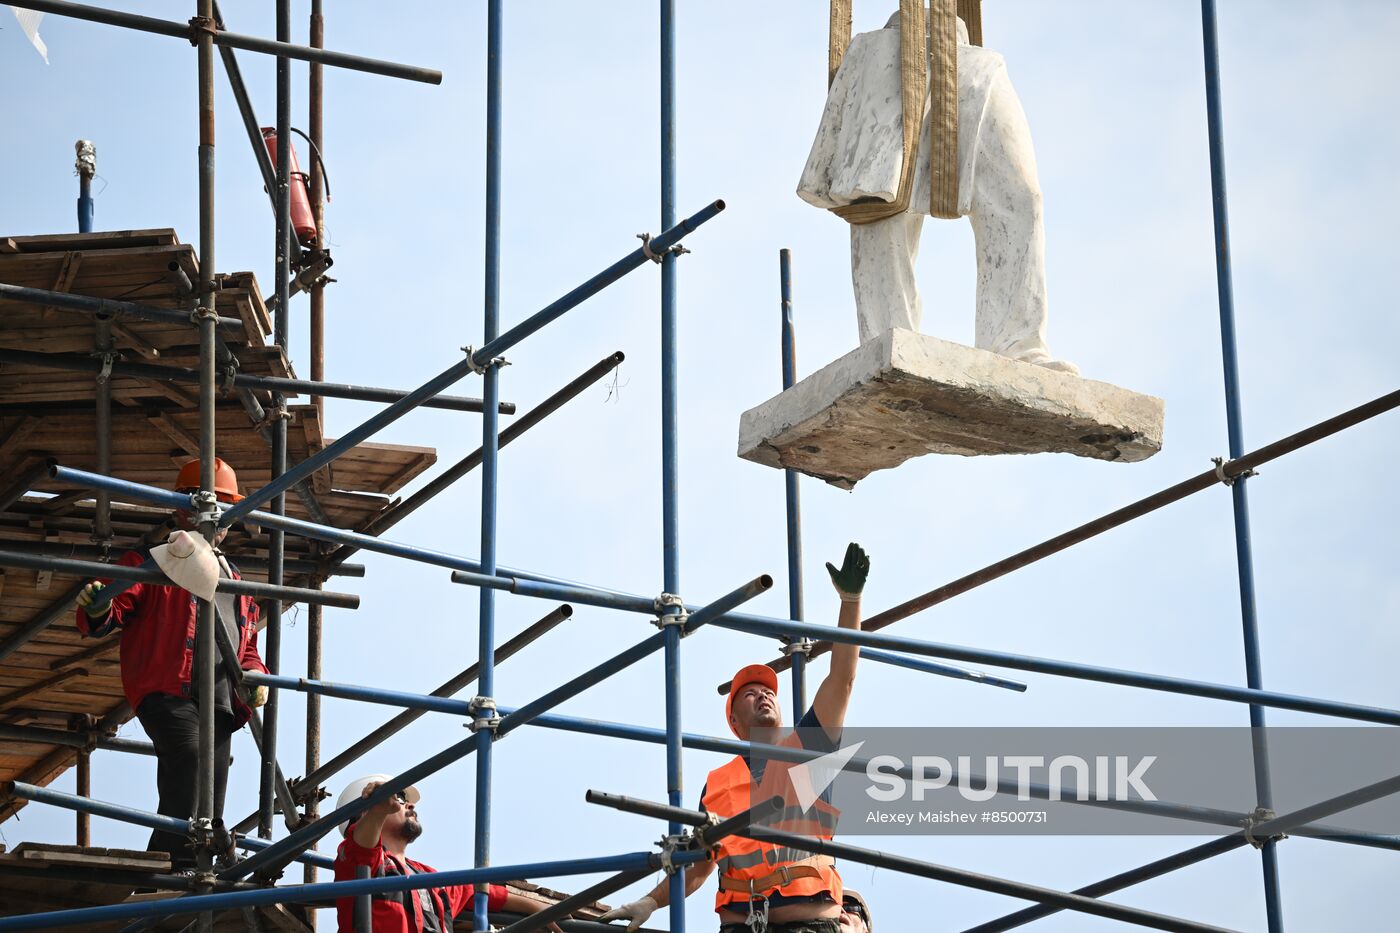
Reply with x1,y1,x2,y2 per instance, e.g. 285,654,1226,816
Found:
826,542,870,601
76,581,112,619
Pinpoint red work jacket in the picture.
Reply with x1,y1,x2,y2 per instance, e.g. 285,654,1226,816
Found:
74,549,267,724
334,830,508,933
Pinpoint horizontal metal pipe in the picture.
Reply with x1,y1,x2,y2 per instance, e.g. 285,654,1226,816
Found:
0,541,364,579
470,200,726,367
585,789,710,827
5,0,442,84
452,569,656,614
734,825,1233,933
521,711,1256,832
0,849,693,931
762,386,1400,678
247,678,1235,826
0,281,243,330
0,724,156,757
243,671,475,716
3,782,332,868
709,614,1400,727
0,348,513,414
858,647,1027,692
0,548,359,609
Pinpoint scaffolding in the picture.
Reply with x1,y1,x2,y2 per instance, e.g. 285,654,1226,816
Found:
0,1,1396,932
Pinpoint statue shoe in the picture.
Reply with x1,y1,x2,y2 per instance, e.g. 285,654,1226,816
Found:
1031,358,1080,377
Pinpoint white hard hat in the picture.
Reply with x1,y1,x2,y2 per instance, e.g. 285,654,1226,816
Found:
337,774,420,836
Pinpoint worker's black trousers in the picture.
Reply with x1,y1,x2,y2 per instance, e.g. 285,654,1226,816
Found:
136,693,236,869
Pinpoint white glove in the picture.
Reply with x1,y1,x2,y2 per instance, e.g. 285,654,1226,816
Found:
598,895,658,931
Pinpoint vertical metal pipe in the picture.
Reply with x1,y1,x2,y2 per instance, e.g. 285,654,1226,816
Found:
305,5,327,884
1200,3,1282,929
195,0,219,927
779,249,807,712
353,864,372,933
75,749,91,846
659,3,686,930
258,0,292,841
472,3,503,929
78,141,113,554
308,0,326,420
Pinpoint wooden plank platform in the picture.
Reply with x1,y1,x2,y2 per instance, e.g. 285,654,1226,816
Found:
0,229,440,820
0,844,311,931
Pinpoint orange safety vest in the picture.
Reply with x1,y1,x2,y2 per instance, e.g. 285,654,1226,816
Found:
701,731,843,912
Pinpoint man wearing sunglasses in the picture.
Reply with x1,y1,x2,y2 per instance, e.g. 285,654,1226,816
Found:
601,543,870,932
333,775,567,932
840,890,872,931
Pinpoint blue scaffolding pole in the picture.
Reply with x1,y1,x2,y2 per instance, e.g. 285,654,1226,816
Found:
473,2,505,929
1199,1,1283,928
778,249,810,713
659,2,688,931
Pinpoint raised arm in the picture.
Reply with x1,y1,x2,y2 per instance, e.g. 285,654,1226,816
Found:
350,781,402,851
812,542,869,742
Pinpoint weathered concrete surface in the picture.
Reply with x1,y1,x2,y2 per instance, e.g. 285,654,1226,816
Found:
738,329,1164,489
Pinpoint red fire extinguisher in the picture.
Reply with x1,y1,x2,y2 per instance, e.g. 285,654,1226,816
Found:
261,128,318,247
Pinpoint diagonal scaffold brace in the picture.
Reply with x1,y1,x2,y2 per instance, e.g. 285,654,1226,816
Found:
217,201,724,528
210,573,768,884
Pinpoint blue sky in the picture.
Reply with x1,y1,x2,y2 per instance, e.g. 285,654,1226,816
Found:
3,2,1398,930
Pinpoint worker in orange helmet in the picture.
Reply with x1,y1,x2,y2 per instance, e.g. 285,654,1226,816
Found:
601,543,870,932
74,457,269,870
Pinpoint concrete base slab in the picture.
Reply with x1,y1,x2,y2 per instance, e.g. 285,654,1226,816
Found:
737,329,1164,489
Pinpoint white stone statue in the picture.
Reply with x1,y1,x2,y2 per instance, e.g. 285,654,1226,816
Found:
797,9,1078,375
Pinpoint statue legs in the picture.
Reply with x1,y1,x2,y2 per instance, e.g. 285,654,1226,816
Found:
851,213,925,345
848,68,1076,373
967,76,1071,371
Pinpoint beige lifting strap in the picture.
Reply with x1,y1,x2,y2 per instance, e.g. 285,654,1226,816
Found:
827,0,976,224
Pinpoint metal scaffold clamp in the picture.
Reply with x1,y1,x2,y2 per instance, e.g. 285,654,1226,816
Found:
460,345,511,377
1212,456,1257,487
186,14,218,45
191,489,221,529
467,695,500,734
191,304,219,326
220,354,240,393
255,407,294,432
656,832,692,876
653,592,690,631
1243,806,1284,849
690,810,725,855
637,232,691,263
91,350,118,386
779,638,813,659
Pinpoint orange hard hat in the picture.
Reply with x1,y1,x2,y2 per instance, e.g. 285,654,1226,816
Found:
725,664,779,738
175,457,243,503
